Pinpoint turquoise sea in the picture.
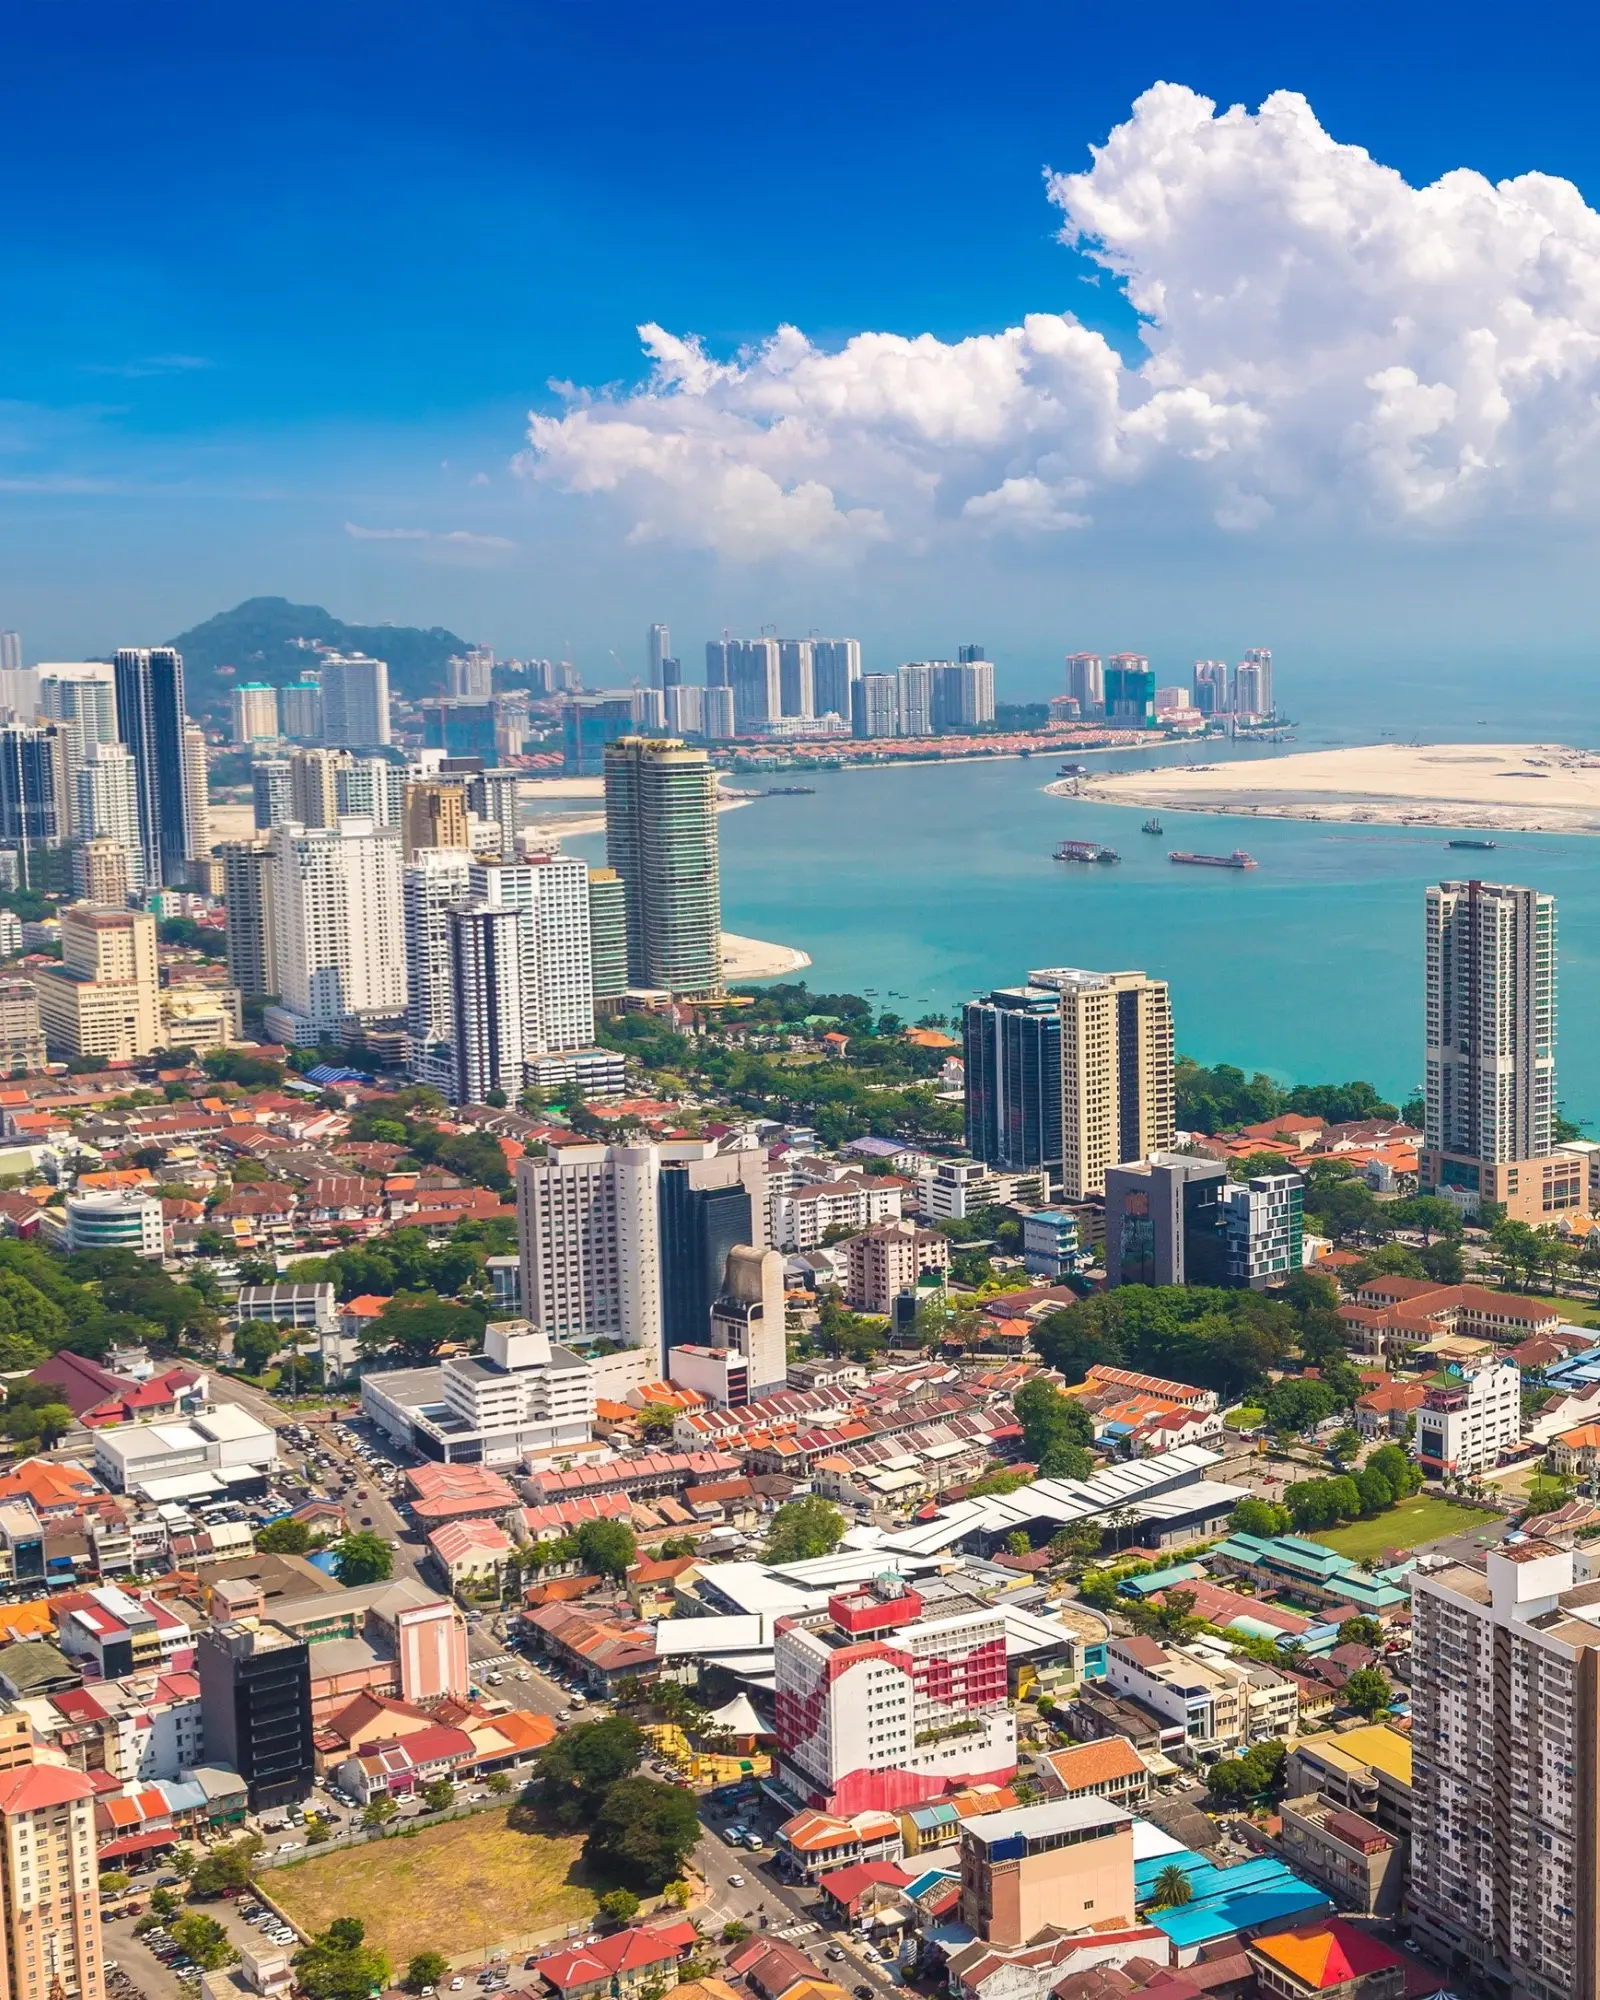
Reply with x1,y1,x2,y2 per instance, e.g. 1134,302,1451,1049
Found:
580,707,1600,1127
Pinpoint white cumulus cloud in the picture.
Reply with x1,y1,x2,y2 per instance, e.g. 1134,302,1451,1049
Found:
520,82,1600,557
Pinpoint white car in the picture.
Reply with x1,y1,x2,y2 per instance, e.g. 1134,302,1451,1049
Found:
727,1874,745,1888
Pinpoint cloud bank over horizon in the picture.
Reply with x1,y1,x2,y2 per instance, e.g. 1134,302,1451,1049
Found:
522,83,1600,560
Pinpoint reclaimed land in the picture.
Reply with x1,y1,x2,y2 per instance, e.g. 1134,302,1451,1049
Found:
1310,1495,1497,1562
268,1808,609,1964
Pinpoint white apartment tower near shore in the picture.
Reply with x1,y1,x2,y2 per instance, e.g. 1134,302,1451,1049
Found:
515,1143,666,1355
1411,1539,1600,2000
319,653,391,748
468,854,594,1053
266,817,405,1039
404,849,474,1086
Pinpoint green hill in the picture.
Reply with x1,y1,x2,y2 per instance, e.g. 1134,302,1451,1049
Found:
168,596,471,713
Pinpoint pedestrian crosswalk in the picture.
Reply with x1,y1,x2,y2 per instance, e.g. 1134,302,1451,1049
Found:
470,1653,516,1673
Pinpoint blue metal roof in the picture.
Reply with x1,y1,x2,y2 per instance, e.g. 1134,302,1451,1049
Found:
1134,1848,1331,1948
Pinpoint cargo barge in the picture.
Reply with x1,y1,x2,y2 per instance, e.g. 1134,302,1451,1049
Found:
1169,849,1257,870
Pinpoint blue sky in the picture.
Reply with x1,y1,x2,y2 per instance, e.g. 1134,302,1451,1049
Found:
9,0,1600,691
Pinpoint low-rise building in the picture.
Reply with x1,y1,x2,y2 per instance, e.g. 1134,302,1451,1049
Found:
957,1796,1136,1948
1247,1917,1406,2000
843,1220,950,1315
1277,1793,1403,1918
1032,1737,1151,1809
1284,1725,1412,1845
1413,1355,1521,1476
1102,1635,1293,1757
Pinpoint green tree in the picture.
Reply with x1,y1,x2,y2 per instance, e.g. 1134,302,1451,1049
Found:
1229,1497,1291,1538
1337,1616,1383,1648
598,1890,642,1926
1005,1531,1032,1558
1150,1864,1193,1909
149,1888,182,1920
171,1915,237,1971
406,1954,449,1991
1354,1465,1395,1516
1343,1666,1394,1718
294,1918,392,2000
575,1518,637,1579
1013,1377,1095,1479
188,1836,261,1898
537,1716,645,1826
1265,1378,1339,1436
360,1798,398,1830
419,1778,454,1812
763,1495,846,1564
584,1778,701,1890
1367,1443,1423,1499
721,1921,752,1945
232,1322,282,1376
256,1516,313,1554
359,1298,484,1361
634,1405,677,1436
97,1872,131,1896
1328,1426,1361,1466
332,1530,393,1585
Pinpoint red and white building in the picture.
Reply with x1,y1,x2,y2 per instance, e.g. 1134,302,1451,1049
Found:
774,1578,1015,1814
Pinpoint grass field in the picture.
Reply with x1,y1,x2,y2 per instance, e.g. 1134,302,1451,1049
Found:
269,1809,610,1964
1492,1290,1600,1327
1224,1406,1266,1429
1310,1495,1498,1561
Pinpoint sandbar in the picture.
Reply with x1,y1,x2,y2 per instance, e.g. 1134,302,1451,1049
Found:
720,933,812,981
1048,741,1600,834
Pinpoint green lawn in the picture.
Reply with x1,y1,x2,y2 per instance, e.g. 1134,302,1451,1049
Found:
1310,1494,1497,1561
1491,1289,1600,1327
1224,1405,1266,1429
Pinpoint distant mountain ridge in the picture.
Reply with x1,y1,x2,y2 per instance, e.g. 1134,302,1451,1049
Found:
167,596,471,712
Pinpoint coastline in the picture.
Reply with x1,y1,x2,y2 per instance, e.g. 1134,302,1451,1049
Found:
1047,740,1600,836
721,932,812,981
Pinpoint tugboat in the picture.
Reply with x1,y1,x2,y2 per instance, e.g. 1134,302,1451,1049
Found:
1141,817,1164,835
1055,839,1120,864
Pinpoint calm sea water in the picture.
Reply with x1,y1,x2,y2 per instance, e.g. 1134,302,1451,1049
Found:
575,723,1600,1129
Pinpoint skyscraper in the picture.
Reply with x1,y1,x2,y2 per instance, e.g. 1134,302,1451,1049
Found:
963,987,1064,1175
318,653,391,748
220,841,279,999
1423,880,1563,1215
75,742,143,892
469,854,594,1054
0,726,65,887
266,818,405,1039
561,694,636,775
404,849,474,1085
0,1761,109,2000
252,758,292,830
515,1143,666,1353
1410,1540,1600,2000
448,901,530,1104
778,641,814,719
1064,654,1105,716
1029,966,1175,1199
663,684,704,738
725,639,781,730
1192,660,1231,715
231,683,280,743
1103,654,1155,726
810,639,861,721
289,749,345,830
403,780,469,859
113,646,191,887
603,737,722,997
35,904,160,1061
851,674,899,739
38,667,117,836
336,754,405,828
465,768,521,857
73,837,131,907
896,662,935,738
1240,647,1273,717
702,685,735,741
279,680,323,741
182,722,210,869
647,623,671,689
0,633,19,676
587,867,627,1010
1104,1154,1229,1288
931,659,996,730
659,1149,768,1365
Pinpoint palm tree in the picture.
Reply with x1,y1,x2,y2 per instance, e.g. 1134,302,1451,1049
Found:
1150,1865,1193,1909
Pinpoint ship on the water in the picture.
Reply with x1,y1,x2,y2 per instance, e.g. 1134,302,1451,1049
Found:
1447,838,1497,850
1058,763,1089,777
1169,849,1257,870
1055,839,1120,865
1142,817,1164,835
762,786,816,796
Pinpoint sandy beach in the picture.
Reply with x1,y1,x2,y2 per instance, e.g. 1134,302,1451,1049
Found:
1049,741,1600,834
721,932,812,980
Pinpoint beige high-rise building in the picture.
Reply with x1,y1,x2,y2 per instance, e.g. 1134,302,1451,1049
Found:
1029,966,1174,1199
230,683,280,745
219,842,278,1000
71,839,130,908
1411,1540,1600,2000
0,1758,108,2000
182,723,210,869
289,749,347,830
403,781,469,861
35,905,159,1061
0,979,45,1074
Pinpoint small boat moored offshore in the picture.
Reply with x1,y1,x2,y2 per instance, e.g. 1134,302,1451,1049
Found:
1055,839,1120,864
1169,849,1257,870
1447,838,1497,850
1141,817,1164,834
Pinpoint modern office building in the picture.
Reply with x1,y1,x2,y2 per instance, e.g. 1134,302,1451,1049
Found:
448,901,530,1105
362,1319,595,1466
647,623,672,689
65,1191,165,1259
810,639,861,720
318,653,391,748
1192,659,1231,715
851,673,899,739
265,818,405,1040
603,736,722,996
403,849,473,1085
658,1148,768,1362
1423,880,1559,1214
515,1143,666,1355
422,698,497,761
1030,966,1175,1200
1413,1354,1522,1476
72,833,131,909
279,680,323,741
1410,1540,1600,2000
561,693,636,775
75,741,144,892
252,757,292,830
1221,1170,1305,1288
0,1761,109,2000
38,667,118,835
1103,654,1155,726
220,841,279,1000
0,724,66,887
231,682,280,744
35,904,160,1061
778,640,814,718
1064,653,1105,716
963,986,1063,1175
587,867,628,1010
112,646,191,887
289,747,344,829
1105,1153,1230,1288
663,684,704,738
774,1576,1016,1813
196,1621,315,1810
403,779,469,860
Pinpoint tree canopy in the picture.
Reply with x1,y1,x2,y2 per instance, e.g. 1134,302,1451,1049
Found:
583,1777,702,1890
763,1495,846,1564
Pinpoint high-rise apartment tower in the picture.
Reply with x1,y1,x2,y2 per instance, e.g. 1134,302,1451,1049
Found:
603,737,721,997
1029,966,1174,1199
